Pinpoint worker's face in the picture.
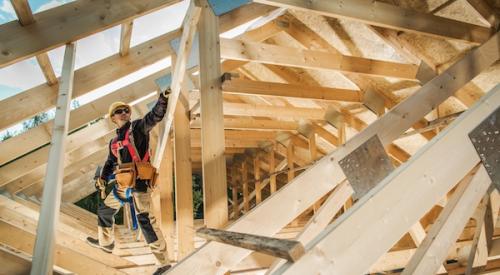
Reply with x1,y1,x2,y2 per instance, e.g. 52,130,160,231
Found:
112,107,131,127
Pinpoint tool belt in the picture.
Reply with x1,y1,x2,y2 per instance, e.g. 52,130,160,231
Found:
114,162,158,189
111,123,158,189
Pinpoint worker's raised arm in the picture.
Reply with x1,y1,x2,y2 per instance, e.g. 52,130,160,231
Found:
135,93,169,134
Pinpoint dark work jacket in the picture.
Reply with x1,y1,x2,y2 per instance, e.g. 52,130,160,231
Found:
101,94,168,191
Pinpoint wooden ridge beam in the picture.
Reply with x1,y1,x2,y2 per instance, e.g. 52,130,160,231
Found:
220,38,420,79
0,2,273,132
253,0,493,44
277,89,500,275
0,0,181,68
221,75,362,102
166,32,500,274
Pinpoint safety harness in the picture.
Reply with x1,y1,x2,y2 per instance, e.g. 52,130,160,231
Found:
109,123,149,231
111,124,150,164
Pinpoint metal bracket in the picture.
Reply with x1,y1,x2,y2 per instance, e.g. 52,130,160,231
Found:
339,135,394,199
468,106,500,191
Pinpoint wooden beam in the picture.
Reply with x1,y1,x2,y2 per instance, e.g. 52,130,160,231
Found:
276,90,500,275
191,117,298,131
0,2,271,132
402,167,492,275
267,180,353,273
254,152,262,204
231,165,239,219
467,0,499,29
0,220,126,274
221,102,326,120
119,21,134,56
197,227,305,262
241,160,249,213
166,33,500,275
0,195,135,269
269,145,277,194
153,0,201,168
36,53,58,86
198,0,227,229
152,134,176,261
10,0,59,86
253,0,493,44
31,43,76,274
220,38,420,79
221,74,362,102
173,71,195,259
0,0,181,68
465,193,491,274
10,0,34,25
0,71,161,166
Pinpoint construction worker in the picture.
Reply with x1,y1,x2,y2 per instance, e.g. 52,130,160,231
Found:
86,89,171,274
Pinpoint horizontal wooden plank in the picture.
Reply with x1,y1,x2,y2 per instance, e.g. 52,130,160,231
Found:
0,3,274,132
0,0,181,68
222,75,362,102
253,0,493,44
220,38,420,79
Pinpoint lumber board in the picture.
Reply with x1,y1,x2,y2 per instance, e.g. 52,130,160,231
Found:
197,227,304,262
0,3,273,132
0,0,181,68
167,33,500,275
220,38,420,79
31,43,76,274
253,0,493,44
221,76,362,102
402,167,491,275
276,88,500,275
198,0,228,229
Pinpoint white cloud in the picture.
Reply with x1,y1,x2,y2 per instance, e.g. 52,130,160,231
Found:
35,0,73,13
0,0,16,19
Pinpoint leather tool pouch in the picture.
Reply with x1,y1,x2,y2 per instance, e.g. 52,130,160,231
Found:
114,163,136,189
135,162,156,180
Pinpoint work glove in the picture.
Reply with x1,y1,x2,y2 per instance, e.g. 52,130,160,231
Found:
94,177,107,199
162,87,172,98
94,177,106,191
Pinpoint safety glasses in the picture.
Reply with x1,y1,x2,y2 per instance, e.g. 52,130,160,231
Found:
113,108,130,115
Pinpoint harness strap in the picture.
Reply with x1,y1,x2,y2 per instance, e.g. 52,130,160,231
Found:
111,124,150,163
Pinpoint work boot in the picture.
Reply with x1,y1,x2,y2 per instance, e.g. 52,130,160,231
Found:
86,237,114,253
152,264,172,275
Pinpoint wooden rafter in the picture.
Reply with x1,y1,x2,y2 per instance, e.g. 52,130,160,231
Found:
167,31,500,274
253,0,493,44
0,0,182,68
220,38,420,79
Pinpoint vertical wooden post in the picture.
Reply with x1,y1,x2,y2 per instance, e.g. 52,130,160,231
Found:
309,131,317,162
269,146,277,194
173,56,195,259
30,43,76,275
156,135,175,261
254,152,262,204
231,165,239,219
287,143,295,182
198,0,228,229
242,161,249,213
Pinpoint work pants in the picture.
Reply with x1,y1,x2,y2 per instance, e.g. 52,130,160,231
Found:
97,184,169,265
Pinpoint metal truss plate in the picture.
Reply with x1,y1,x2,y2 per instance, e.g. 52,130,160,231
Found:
469,106,500,190
339,135,394,200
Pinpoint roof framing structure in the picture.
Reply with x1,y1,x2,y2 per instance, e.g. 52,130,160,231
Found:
0,0,499,274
